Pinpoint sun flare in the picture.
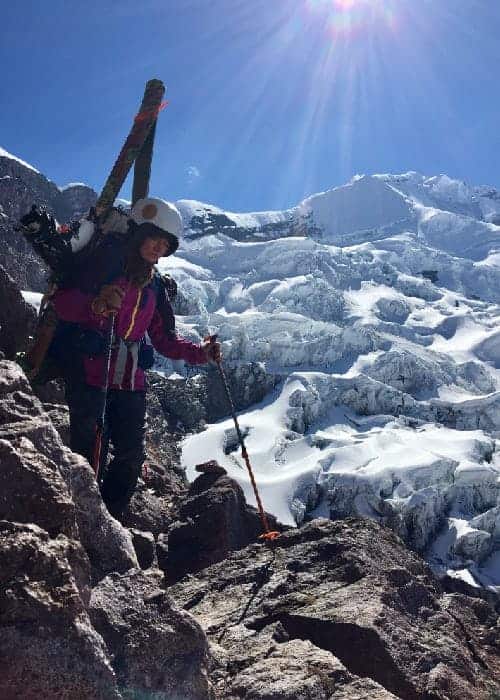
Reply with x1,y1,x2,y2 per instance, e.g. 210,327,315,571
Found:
305,0,397,38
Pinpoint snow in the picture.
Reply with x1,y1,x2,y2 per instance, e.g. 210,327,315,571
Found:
59,182,88,191
0,146,39,173
172,171,500,590
21,291,43,313
71,219,95,253
297,175,414,243
115,198,131,209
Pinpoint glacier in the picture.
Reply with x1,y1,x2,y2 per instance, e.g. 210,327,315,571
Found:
158,173,500,592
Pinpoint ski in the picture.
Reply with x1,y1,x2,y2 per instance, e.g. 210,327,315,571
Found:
96,78,165,215
132,115,158,206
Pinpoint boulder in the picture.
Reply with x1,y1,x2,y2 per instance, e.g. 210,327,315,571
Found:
0,436,75,538
39,401,70,445
170,518,500,700
0,521,120,700
89,568,213,700
130,528,156,569
0,360,138,580
164,470,282,583
227,635,398,700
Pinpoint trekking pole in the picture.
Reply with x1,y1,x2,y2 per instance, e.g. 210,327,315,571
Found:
211,341,279,542
92,315,116,481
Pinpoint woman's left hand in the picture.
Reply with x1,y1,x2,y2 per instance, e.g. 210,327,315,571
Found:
202,335,222,363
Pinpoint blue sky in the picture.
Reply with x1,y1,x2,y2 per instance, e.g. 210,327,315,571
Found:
1,0,499,211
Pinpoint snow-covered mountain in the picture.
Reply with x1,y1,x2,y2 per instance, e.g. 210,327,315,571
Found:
162,173,500,593
3,142,499,593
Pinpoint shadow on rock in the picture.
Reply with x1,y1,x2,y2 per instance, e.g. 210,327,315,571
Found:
161,463,284,584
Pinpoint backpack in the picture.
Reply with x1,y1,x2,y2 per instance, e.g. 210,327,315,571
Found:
27,231,178,384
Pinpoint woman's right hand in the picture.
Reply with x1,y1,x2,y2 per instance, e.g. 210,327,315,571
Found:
91,284,125,317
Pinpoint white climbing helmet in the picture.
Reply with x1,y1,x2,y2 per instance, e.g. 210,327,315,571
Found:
131,197,183,237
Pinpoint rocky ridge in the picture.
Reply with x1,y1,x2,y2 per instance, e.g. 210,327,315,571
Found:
170,517,500,699
0,271,499,698
1,364,499,699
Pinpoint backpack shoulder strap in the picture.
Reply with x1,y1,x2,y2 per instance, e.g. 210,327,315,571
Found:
149,271,176,339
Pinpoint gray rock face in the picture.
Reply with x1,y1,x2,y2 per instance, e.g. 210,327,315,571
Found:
224,633,398,700
58,183,98,221
164,471,282,583
0,154,97,290
148,362,280,432
170,518,500,699
89,568,213,700
0,521,120,700
0,358,213,700
0,435,76,538
130,528,156,569
183,207,298,243
39,400,70,445
0,360,138,580
0,264,37,358
0,218,49,291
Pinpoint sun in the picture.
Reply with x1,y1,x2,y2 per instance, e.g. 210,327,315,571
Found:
333,0,359,8
305,0,397,38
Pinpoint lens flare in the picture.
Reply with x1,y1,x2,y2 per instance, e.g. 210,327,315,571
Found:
305,0,398,39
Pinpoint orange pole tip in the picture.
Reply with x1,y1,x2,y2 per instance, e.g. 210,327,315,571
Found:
259,531,281,542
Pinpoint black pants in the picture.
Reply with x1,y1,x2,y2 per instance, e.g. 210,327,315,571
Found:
65,382,146,517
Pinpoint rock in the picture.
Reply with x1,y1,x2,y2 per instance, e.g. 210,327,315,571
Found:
147,362,280,432
119,457,188,537
130,529,156,569
0,154,97,290
0,218,49,291
228,636,397,700
58,183,97,221
170,518,500,700
0,264,36,358
0,360,138,580
89,568,213,700
0,521,120,700
164,472,283,583
40,401,70,445
0,436,76,538
33,376,67,404
195,459,227,476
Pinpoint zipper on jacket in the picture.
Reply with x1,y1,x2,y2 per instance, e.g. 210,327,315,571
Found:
124,288,142,340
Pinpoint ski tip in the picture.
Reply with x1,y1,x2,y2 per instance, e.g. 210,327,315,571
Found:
146,78,165,90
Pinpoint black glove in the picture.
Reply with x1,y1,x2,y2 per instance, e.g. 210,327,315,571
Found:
19,205,56,237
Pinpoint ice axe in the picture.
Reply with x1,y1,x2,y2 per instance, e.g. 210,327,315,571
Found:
205,334,280,542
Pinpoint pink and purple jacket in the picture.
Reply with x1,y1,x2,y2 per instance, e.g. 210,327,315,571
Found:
53,276,206,391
